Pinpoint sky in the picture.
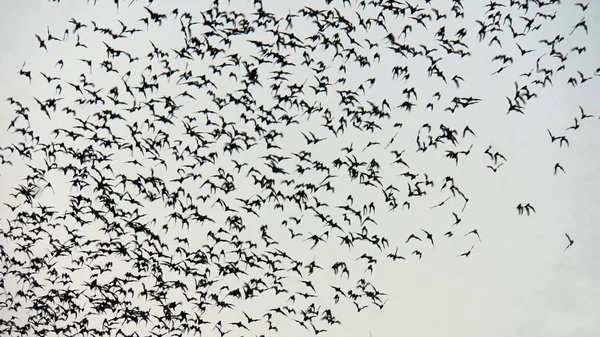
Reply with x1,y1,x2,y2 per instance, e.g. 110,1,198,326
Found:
1,0,600,337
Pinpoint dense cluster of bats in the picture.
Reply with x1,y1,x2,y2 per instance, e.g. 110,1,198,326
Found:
0,0,596,336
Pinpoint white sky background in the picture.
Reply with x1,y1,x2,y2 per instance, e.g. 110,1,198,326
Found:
1,0,600,337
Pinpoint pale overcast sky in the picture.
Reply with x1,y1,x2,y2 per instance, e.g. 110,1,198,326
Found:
1,0,599,337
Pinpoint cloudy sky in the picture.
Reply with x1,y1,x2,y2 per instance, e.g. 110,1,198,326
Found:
1,0,599,336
